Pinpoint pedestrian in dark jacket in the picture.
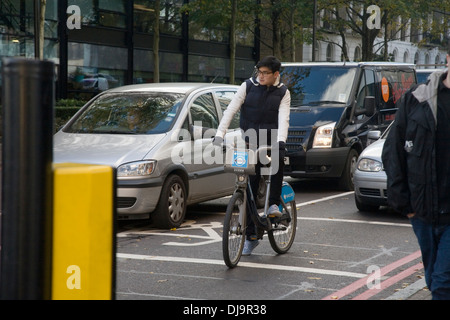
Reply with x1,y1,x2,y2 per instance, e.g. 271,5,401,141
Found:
382,48,450,300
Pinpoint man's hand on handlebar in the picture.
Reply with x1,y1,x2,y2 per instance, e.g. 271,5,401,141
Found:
212,136,223,147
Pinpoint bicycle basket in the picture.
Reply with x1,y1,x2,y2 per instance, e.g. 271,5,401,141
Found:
224,148,256,174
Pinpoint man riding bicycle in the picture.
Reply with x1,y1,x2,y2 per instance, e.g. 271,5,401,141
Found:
214,56,291,256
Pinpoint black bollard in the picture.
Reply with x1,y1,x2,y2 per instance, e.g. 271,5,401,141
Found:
0,58,55,300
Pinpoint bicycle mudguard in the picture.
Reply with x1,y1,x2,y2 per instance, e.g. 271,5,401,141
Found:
280,181,295,206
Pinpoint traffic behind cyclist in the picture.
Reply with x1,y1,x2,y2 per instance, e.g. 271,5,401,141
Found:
214,56,291,255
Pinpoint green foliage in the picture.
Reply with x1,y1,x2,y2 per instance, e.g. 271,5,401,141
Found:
54,99,87,132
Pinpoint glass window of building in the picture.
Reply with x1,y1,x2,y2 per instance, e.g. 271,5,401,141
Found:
98,0,126,28
188,55,254,84
68,0,126,28
0,1,58,59
68,42,127,99
1,0,35,57
134,49,183,83
68,0,96,26
134,0,182,36
189,55,228,83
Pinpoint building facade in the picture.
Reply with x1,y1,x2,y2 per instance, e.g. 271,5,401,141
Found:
0,0,258,101
301,8,448,68
1,1,447,103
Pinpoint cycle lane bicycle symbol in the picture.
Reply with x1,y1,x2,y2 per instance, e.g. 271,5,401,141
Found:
117,221,223,247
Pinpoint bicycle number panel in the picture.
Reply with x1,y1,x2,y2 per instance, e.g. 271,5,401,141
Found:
224,149,256,174
232,151,249,168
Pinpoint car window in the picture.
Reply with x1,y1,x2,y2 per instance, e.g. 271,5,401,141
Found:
64,92,184,134
216,90,240,129
190,93,219,129
281,66,357,106
355,69,376,121
417,71,433,83
377,68,415,109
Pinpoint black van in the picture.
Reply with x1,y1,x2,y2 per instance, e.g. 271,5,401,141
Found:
280,62,416,190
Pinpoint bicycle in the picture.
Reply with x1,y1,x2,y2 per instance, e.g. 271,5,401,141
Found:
222,146,297,268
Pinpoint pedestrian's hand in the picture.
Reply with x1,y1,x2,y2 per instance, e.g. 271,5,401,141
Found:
212,136,223,147
407,213,416,218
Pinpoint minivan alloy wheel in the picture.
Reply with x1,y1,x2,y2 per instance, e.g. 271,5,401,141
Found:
153,174,187,229
168,182,185,222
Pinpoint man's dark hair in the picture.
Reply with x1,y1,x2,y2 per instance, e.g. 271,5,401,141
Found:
256,56,281,73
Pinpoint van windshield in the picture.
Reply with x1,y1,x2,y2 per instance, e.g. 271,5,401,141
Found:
64,92,184,134
281,66,357,107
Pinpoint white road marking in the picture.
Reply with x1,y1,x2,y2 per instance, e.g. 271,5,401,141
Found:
296,191,355,207
296,191,411,228
118,221,223,247
298,217,411,228
117,253,367,279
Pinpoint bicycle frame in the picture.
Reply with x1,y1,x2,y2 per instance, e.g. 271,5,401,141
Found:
222,145,297,268
226,146,292,233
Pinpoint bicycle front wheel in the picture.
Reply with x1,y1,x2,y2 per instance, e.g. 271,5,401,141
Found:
268,200,297,254
222,191,246,268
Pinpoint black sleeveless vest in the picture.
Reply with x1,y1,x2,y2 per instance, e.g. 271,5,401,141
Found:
240,78,287,144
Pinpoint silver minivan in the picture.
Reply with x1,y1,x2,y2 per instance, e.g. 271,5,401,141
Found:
353,124,392,212
54,83,242,228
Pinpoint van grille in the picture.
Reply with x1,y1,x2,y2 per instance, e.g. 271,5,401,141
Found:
287,129,307,153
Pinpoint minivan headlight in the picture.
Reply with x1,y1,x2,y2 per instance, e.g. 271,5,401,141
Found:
313,122,336,149
117,161,156,177
357,158,383,172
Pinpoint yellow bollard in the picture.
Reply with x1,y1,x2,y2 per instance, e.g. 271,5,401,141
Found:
52,163,115,300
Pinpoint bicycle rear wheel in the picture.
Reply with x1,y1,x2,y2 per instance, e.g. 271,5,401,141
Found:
268,200,297,254
222,191,246,268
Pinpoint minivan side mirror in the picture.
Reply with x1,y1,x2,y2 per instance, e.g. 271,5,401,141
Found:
354,96,376,117
367,130,381,141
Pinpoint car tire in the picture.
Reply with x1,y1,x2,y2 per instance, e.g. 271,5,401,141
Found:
152,175,187,229
339,149,358,191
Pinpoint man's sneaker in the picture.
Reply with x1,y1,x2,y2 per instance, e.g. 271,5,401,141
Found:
242,240,259,256
268,204,282,217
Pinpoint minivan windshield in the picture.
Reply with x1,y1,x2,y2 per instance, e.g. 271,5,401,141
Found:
281,66,357,107
64,92,184,134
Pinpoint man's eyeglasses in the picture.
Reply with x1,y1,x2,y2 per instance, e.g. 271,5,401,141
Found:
257,70,273,76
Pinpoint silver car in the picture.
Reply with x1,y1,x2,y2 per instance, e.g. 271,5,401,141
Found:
354,124,392,212
54,83,242,228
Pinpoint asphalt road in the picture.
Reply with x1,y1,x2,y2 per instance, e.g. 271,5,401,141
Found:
115,179,429,303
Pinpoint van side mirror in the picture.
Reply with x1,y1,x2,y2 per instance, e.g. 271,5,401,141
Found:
354,96,376,117
363,96,376,116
